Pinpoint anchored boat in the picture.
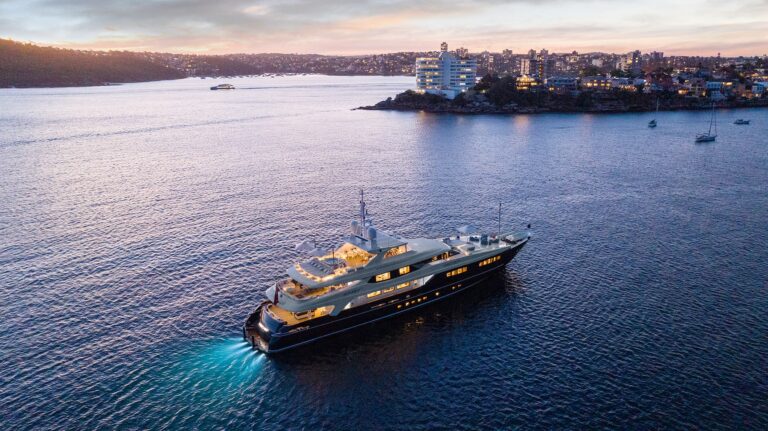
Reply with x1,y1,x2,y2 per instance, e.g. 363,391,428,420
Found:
243,191,531,354
696,102,717,143
210,83,235,90
648,99,659,128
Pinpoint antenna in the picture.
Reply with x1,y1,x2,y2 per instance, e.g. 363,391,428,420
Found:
359,188,367,233
498,202,502,238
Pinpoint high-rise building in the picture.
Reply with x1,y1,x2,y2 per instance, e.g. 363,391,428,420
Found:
520,57,539,77
618,50,642,75
415,42,477,99
456,47,469,58
536,49,554,79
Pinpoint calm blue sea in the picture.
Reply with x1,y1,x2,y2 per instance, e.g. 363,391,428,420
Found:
1,76,767,430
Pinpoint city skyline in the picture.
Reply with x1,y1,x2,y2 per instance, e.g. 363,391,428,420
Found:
1,0,767,56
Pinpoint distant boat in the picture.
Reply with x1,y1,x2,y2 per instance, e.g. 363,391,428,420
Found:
648,99,659,128
734,119,750,125
695,102,717,143
210,83,235,90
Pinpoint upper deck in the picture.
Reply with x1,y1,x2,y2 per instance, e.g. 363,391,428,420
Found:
280,231,522,302
268,190,528,312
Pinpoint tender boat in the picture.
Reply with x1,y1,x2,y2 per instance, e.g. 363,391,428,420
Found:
243,191,531,354
734,119,750,125
210,83,235,90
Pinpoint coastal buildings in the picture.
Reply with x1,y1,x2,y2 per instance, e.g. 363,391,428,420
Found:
520,57,539,78
581,76,612,90
415,42,477,99
545,76,578,94
617,50,642,76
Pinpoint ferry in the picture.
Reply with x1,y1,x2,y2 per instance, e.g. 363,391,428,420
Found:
210,83,235,90
243,191,531,354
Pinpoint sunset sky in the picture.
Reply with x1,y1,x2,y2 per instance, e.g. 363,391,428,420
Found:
2,0,767,55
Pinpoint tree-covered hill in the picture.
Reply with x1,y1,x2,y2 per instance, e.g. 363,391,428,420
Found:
0,39,185,87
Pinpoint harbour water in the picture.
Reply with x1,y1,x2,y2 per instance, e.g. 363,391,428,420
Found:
1,76,767,429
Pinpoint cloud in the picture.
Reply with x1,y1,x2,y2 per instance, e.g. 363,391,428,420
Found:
0,0,765,55
243,4,269,16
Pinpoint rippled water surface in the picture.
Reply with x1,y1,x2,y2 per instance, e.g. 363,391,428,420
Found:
2,76,767,430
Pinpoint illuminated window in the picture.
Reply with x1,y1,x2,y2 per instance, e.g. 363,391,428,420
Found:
446,266,468,277
382,287,395,293
432,252,450,262
398,266,410,275
396,282,410,289
367,290,381,298
479,255,502,267
375,272,391,282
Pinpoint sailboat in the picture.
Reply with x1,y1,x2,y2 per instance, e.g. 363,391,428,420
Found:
648,99,659,128
695,102,717,143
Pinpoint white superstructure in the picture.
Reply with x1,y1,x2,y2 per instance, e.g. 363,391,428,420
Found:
415,42,477,99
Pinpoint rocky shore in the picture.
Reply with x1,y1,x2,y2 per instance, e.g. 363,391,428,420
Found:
358,85,768,115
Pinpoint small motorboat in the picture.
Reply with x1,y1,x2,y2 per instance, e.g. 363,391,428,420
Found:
210,83,235,90
734,119,750,125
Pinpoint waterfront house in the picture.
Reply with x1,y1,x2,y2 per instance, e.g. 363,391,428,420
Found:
545,76,578,94
581,76,611,91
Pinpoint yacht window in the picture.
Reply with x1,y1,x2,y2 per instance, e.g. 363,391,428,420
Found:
398,266,411,275
479,256,501,267
382,287,395,293
432,252,452,262
367,290,381,298
396,282,410,289
446,266,468,277
375,272,391,282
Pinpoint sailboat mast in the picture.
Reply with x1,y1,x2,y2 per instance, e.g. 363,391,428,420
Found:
359,188,366,230
498,203,502,238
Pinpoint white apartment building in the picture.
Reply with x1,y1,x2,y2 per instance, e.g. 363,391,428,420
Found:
415,42,477,99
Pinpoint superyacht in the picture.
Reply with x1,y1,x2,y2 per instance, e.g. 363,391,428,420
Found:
243,191,531,353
